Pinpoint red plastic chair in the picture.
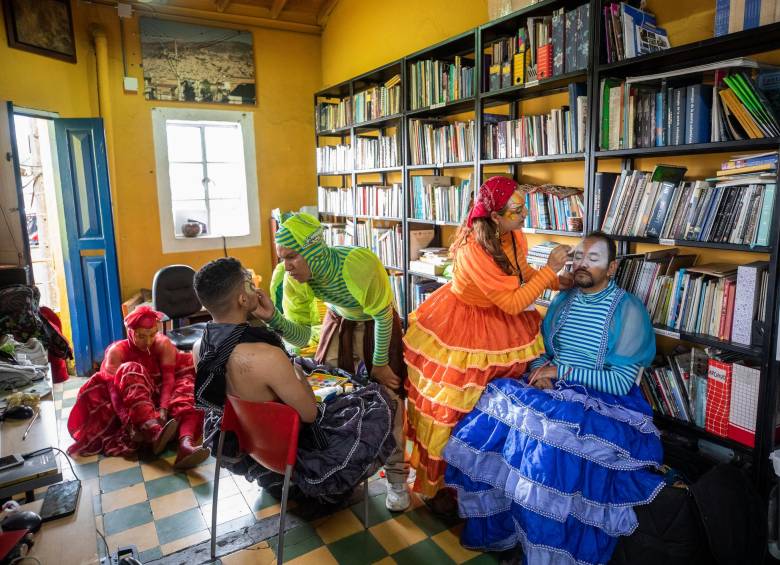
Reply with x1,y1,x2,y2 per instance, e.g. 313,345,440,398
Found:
210,395,369,563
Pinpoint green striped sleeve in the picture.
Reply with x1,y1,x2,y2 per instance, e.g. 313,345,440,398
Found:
267,308,311,348
371,305,394,367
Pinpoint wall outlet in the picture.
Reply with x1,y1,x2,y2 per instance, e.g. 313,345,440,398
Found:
123,77,139,93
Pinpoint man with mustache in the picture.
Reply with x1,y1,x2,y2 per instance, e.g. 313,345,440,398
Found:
526,230,649,393
442,231,662,563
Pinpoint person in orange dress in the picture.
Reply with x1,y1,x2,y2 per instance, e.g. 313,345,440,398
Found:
403,176,572,509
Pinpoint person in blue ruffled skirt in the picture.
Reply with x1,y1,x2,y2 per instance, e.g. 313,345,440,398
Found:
443,232,665,565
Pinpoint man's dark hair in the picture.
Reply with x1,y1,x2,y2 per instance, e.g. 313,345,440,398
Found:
585,231,617,264
194,257,246,315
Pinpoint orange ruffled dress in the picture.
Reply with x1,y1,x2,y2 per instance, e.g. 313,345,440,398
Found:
403,230,559,497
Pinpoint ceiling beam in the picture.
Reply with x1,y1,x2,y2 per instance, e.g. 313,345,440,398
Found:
317,0,340,26
214,0,232,12
270,0,289,19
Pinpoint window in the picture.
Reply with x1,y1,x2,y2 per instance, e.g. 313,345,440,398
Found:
151,108,260,253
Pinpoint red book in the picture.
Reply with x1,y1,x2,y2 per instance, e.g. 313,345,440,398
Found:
723,279,737,341
537,44,553,80
705,359,733,437
718,279,733,339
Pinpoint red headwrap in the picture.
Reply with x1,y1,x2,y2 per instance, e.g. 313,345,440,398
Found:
124,306,164,330
466,176,518,227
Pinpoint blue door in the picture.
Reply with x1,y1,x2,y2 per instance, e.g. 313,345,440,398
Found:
53,119,124,375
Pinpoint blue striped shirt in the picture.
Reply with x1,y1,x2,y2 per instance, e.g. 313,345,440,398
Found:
532,282,641,395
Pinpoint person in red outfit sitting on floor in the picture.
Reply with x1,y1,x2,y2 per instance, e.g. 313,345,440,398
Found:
67,306,210,469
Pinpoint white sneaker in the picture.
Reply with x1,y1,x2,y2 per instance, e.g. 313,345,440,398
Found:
385,482,411,512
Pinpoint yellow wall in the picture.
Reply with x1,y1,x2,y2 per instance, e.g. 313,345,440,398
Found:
0,2,321,299
321,0,488,87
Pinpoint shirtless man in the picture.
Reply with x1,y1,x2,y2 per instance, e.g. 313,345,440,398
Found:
191,257,316,423
192,257,395,501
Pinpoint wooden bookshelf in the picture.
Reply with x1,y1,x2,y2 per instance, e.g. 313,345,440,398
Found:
313,0,780,492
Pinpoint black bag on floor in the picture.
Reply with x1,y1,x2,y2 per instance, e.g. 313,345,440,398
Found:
611,463,765,565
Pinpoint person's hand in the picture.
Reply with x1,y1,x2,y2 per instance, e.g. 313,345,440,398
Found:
371,364,401,391
558,271,574,290
252,289,276,322
528,365,557,390
159,408,168,421
546,245,571,273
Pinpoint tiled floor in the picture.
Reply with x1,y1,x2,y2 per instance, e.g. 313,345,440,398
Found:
53,378,503,564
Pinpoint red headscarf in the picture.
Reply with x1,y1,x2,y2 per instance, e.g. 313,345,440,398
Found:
124,306,163,330
467,176,518,227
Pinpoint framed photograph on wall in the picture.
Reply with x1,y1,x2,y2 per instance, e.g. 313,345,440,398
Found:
139,17,256,105
2,0,76,63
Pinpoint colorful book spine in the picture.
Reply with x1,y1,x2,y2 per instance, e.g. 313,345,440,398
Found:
705,359,733,438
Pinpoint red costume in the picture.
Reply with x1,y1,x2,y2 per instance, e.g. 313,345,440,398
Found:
67,307,208,467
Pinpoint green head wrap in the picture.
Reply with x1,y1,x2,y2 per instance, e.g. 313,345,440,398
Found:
275,212,323,253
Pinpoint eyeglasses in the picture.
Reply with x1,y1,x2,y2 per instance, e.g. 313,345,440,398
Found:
503,205,525,216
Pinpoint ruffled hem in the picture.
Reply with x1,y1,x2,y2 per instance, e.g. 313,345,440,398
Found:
406,402,457,457
477,380,663,469
444,436,664,536
409,284,543,352
406,365,487,413
404,323,543,378
409,454,448,497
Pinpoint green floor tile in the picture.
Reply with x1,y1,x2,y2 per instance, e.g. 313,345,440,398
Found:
327,530,387,565
74,461,99,480
155,507,208,546
393,538,457,565
269,522,324,563
103,500,153,536
144,473,191,499
406,506,460,537
349,492,394,527
100,467,144,493
92,493,102,516
139,546,162,562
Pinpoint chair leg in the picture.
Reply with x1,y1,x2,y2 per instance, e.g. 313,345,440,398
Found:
210,430,226,561
277,464,293,565
362,478,369,529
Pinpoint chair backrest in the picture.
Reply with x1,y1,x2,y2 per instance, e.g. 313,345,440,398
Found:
221,394,300,475
152,265,202,321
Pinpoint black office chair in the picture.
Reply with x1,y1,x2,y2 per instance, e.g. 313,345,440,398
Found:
152,265,208,351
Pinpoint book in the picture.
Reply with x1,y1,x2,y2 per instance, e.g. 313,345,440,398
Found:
728,362,761,446
686,84,713,144
706,359,733,437
731,261,769,345
593,172,620,230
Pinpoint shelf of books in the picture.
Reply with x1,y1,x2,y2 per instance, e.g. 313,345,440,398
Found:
589,0,780,490
313,0,780,491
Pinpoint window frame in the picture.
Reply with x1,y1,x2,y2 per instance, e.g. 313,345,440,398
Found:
151,107,260,254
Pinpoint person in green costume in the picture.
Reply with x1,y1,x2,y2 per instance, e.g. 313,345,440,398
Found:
268,261,323,354
255,213,410,511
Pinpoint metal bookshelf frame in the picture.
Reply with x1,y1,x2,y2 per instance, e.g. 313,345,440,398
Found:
313,0,780,493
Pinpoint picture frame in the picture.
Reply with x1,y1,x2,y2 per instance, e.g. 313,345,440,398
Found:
2,0,77,63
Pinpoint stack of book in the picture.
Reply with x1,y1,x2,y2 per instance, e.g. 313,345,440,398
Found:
522,184,584,232
526,241,568,303
714,0,780,36
409,247,451,277
408,119,475,165
389,272,405,313
316,144,352,173
353,75,401,124
598,159,776,246
616,250,769,346
408,57,475,110
641,347,762,447
602,3,669,64
354,133,399,169
318,186,354,216
370,225,404,268
484,83,587,159
316,97,352,132
599,60,780,150
411,279,442,311
322,222,348,246
411,175,472,224
356,184,402,218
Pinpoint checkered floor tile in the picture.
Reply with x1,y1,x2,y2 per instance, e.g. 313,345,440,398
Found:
51,378,505,564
